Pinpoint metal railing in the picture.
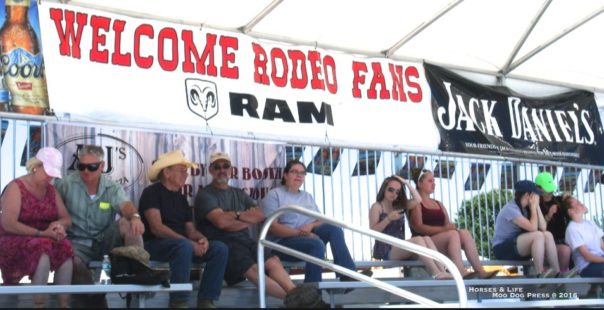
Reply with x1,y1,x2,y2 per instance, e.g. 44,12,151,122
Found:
257,205,468,308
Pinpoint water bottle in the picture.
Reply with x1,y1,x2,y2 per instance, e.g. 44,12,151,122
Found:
100,254,111,284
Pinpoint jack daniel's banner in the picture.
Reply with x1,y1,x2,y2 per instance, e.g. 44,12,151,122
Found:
425,63,604,165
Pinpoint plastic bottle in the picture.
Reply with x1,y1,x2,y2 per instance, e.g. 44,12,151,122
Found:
0,0,49,115
100,254,111,285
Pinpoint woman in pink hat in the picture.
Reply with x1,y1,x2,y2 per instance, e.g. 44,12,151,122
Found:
0,147,74,308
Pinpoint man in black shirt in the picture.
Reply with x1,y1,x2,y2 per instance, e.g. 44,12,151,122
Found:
139,150,228,308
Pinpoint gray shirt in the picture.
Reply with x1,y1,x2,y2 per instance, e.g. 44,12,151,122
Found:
260,186,320,242
194,185,257,241
493,200,527,246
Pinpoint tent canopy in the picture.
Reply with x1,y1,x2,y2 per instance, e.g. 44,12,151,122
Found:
68,0,604,93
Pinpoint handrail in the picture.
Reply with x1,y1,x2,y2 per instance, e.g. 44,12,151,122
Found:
257,205,467,308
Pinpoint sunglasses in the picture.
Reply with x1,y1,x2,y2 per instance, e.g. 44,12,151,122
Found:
288,170,307,177
212,163,231,170
77,162,101,172
387,187,401,195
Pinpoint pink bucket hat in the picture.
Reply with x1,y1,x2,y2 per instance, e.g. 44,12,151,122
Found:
36,147,63,178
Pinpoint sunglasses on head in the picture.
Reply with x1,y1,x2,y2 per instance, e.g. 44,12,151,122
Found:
77,162,101,172
212,163,231,170
418,169,431,182
387,187,401,195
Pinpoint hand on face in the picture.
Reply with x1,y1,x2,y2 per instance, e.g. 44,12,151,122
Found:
529,193,540,208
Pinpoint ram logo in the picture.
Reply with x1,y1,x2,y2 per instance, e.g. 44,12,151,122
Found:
186,79,218,121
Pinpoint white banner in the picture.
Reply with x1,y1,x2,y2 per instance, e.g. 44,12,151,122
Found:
46,122,285,205
38,2,439,151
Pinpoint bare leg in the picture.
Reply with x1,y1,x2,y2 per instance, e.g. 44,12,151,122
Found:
516,231,545,274
265,256,296,294
430,230,467,275
119,217,143,247
54,258,73,308
390,236,447,277
71,256,94,284
458,229,488,276
422,236,448,273
244,263,289,299
32,253,51,307
543,231,560,273
557,244,571,272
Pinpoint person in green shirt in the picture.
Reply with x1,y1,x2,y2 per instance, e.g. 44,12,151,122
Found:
55,145,144,307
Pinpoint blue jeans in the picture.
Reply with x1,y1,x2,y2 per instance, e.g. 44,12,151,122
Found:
276,223,355,282
145,238,228,303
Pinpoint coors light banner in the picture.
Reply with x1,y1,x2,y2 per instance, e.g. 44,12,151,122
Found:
425,63,604,165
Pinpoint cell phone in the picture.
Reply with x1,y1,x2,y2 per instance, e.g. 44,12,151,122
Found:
398,209,406,214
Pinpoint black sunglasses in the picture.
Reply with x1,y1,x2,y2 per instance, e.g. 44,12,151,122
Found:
77,162,101,172
212,163,231,170
387,187,401,195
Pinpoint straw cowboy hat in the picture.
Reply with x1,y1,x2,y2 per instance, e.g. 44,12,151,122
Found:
111,246,152,268
148,150,198,182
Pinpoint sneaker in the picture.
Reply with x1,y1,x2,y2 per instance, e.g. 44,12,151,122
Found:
340,269,373,281
536,269,557,289
538,269,557,279
169,300,189,308
559,267,579,278
197,299,216,308
556,267,579,289
284,283,326,308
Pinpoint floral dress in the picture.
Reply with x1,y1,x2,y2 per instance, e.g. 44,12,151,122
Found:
0,179,74,284
372,205,405,260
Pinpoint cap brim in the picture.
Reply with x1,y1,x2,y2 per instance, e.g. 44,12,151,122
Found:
542,184,556,193
44,167,62,178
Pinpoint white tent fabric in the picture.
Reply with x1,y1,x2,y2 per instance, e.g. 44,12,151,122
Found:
65,0,604,93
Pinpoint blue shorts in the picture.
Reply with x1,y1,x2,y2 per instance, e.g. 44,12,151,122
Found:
493,236,531,261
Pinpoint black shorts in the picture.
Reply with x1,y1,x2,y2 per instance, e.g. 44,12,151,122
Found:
221,237,274,286
493,236,531,261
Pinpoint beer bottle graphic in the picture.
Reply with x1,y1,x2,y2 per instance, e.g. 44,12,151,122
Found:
0,0,49,115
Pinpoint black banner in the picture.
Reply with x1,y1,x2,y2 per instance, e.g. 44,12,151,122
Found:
425,63,604,165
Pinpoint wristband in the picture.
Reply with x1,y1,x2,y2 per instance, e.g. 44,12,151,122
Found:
35,229,40,237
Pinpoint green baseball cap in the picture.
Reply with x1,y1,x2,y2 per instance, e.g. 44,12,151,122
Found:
535,172,557,193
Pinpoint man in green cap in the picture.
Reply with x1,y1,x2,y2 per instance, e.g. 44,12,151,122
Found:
535,171,574,275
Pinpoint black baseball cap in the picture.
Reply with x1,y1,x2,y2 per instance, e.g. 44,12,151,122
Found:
514,180,543,195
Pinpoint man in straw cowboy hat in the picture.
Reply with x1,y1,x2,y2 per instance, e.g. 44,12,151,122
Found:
194,152,326,307
139,150,228,308
55,144,144,308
